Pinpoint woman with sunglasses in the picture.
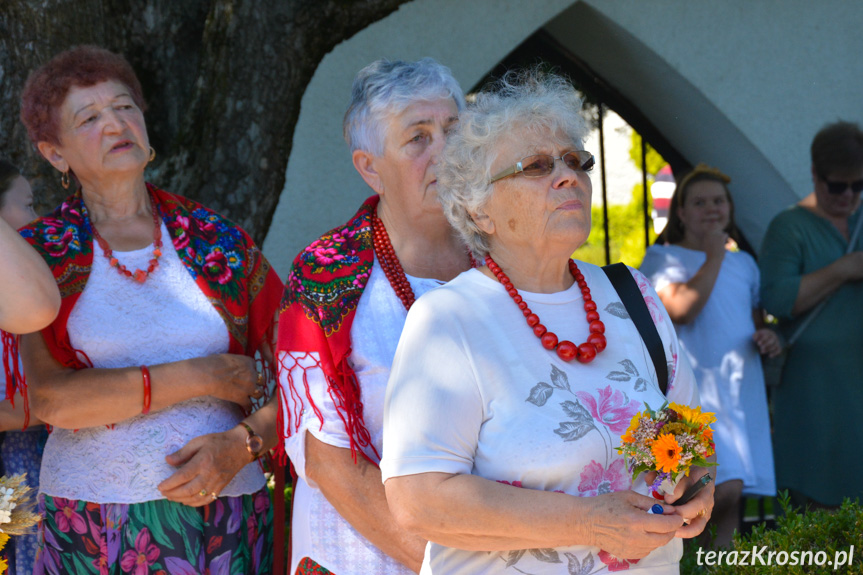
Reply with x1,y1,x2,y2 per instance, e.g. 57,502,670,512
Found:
759,120,863,509
639,164,779,547
380,70,713,574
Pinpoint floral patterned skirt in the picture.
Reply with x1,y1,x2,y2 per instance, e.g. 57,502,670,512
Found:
34,487,272,575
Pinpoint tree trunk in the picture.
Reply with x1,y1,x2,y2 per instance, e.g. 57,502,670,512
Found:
0,0,409,243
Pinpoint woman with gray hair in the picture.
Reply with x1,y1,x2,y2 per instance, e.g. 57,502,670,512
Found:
277,58,470,574
381,70,714,573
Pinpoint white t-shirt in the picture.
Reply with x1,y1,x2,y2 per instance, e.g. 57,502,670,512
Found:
381,264,700,575
280,259,443,575
639,244,775,495
39,222,265,503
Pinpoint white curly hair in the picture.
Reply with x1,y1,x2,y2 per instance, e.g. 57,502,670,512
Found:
436,68,589,260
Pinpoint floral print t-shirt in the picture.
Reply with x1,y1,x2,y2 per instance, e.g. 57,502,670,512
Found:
381,264,700,574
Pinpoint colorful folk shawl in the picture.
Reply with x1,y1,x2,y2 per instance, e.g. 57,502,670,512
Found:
277,195,380,465
1,183,284,425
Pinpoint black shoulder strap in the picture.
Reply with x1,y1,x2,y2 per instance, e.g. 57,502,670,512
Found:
602,263,668,395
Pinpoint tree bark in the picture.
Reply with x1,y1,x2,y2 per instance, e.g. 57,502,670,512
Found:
0,0,409,243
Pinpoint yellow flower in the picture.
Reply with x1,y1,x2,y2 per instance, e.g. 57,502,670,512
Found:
621,413,642,444
669,403,716,426
0,532,7,552
652,433,683,473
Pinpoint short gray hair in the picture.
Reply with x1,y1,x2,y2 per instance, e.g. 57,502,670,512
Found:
437,68,589,260
343,58,466,155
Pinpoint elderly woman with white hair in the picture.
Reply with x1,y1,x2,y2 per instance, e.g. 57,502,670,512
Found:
381,70,714,574
277,58,470,575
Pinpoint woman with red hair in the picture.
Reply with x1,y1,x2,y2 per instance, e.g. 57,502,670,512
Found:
13,45,283,574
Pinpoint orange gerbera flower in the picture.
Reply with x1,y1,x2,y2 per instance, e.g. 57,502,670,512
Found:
652,433,683,473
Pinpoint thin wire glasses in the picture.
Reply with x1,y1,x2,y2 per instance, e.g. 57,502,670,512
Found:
489,150,595,185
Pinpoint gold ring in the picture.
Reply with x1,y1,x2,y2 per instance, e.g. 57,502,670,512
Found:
198,489,208,497
256,372,263,386
252,388,264,399
210,492,218,501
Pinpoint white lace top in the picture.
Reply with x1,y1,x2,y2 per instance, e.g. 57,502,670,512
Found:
39,222,266,503
280,260,443,575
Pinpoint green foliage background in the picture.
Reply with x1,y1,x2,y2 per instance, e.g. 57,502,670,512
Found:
573,133,666,267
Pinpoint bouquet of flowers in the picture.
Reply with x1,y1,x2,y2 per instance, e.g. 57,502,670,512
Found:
0,474,40,575
617,402,717,496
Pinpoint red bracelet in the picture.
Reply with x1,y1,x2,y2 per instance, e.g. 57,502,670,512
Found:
140,365,151,414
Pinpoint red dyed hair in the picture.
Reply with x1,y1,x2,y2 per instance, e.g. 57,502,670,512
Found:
20,45,146,146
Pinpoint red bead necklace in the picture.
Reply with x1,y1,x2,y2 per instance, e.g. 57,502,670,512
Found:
485,255,607,363
88,191,163,284
371,212,416,310
371,212,477,311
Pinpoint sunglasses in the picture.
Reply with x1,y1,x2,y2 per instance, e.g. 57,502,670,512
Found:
823,178,863,195
489,150,595,185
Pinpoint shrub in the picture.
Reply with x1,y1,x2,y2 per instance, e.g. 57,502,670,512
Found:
681,492,863,574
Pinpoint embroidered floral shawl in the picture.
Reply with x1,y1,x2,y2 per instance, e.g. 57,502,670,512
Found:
277,195,379,465
2,183,284,424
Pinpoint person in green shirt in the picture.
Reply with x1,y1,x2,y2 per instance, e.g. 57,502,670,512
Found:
759,120,863,508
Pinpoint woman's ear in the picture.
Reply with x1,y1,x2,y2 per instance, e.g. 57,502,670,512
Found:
36,142,69,174
470,210,495,236
352,149,383,195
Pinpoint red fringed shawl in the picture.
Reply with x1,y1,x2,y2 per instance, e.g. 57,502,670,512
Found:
277,195,380,465
1,183,284,426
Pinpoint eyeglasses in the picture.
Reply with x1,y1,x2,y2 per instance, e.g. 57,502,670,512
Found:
489,150,595,185
822,177,863,195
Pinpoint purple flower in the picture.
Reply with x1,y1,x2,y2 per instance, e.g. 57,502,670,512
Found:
226,497,242,534
53,498,88,534
254,490,269,515
120,527,160,574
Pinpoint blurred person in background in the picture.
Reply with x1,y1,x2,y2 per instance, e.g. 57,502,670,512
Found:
759,120,863,509
0,158,53,575
640,164,778,547
0,159,59,335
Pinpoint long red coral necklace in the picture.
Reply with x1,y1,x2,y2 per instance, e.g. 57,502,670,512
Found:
371,212,417,310
88,191,163,284
371,212,476,311
486,255,607,363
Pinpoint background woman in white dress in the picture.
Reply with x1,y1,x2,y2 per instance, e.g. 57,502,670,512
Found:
639,164,780,547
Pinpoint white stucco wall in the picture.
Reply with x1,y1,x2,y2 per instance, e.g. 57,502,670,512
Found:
264,0,863,275
589,1,863,194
